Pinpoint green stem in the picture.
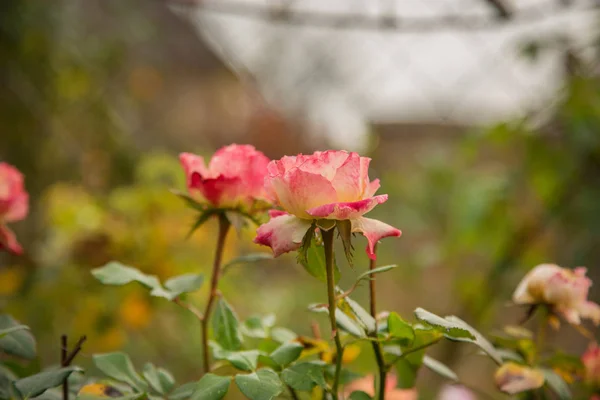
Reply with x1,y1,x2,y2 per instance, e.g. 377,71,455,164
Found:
368,244,386,400
322,228,343,400
201,214,231,374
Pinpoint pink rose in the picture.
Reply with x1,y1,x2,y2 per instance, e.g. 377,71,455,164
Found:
583,342,600,386
494,363,545,395
0,163,29,254
513,264,600,325
179,144,270,210
343,375,417,400
254,150,401,259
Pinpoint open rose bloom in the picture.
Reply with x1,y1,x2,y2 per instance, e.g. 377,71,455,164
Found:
179,144,270,212
0,163,29,254
513,263,600,325
494,363,544,395
254,150,401,259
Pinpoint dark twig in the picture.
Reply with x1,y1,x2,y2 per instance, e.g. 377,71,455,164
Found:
60,335,87,400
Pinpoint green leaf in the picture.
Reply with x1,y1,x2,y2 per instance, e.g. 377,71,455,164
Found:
212,298,243,351
542,369,571,400
298,231,340,283
348,391,372,400
234,369,283,400
342,296,376,334
219,350,260,372
14,367,82,399
171,189,207,212
281,363,326,391
387,312,415,346
186,211,217,239
242,317,268,339
92,262,161,289
93,352,149,392
76,394,145,400
309,304,365,338
0,366,15,399
0,325,29,339
142,363,174,394
270,327,298,344
190,374,231,400
443,316,502,365
169,382,198,400
157,368,176,394
422,356,458,382
336,220,354,267
0,314,36,360
296,222,316,268
414,308,474,340
356,265,398,282
269,343,303,367
164,274,204,297
222,254,273,271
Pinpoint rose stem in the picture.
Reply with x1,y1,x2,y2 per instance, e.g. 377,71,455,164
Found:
201,213,231,373
322,227,343,399
369,244,387,400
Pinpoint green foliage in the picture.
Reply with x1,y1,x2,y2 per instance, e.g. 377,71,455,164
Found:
14,367,82,399
348,391,372,400
0,315,36,360
336,220,354,267
387,312,415,346
542,369,572,400
93,352,149,392
308,304,365,338
281,363,327,391
212,298,243,351
91,262,204,301
297,226,341,283
142,363,175,395
414,308,502,364
190,374,231,400
212,345,260,372
234,369,283,400
341,296,376,334
268,343,303,368
422,356,458,382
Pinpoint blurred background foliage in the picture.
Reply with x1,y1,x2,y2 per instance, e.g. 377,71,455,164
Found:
1,0,600,396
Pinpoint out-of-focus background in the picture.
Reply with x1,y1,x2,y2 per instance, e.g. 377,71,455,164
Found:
1,0,600,397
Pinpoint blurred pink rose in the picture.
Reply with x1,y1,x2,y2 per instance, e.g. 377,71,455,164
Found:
254,150,401,259
343,375,417,400
494,362,544,395
437,384,475,400
179,144,270,210
0,163,29,255
513,263,600,325
583,342,600,386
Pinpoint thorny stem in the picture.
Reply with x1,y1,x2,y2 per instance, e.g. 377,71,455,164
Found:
201,214,231,374
322,228,343,400
61,335,68,400
368,244,387,400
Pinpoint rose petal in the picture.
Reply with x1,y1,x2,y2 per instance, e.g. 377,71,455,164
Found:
270,169,337,218
494,363,545,395
365,178,381,198
351,216,402,260
512,264,561,305
579,301,600,325
3,192,29,222
192,173,243,207
254,214,313,257
296,150,349,180
0,224,22,255
330,152,363,201
306,195,389,220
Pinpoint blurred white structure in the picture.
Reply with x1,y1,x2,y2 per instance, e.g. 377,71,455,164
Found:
173,0,599,150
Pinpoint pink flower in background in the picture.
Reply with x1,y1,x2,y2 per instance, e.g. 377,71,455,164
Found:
179,144,270,211
254,150,401,259
343,375,417,400
583,342,600,386
0,163,29,255
513,263,600,325
494,363,544,395
437,384,476,400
